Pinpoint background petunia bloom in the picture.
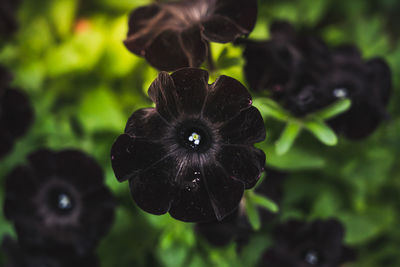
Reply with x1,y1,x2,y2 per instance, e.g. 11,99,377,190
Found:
1,236,99,267
4,149,115,256
260,219,356,267
242,21,392,139
111,68,266,222
124,0,258,71
0,66,34,159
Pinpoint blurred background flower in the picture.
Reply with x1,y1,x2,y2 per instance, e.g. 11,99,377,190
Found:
259,219,355,267
3,149,115,256
0,66,33,159
124,0,258,71
242,21,392,139
2,235,99,267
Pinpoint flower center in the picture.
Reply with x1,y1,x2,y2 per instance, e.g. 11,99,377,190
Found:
58,193,72,210
333,87,348,98
188,132,201,147
176,121,212,153
48,188,74,214
304,250,320,265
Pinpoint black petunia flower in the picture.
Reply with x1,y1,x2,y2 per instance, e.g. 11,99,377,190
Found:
243,21,392,139
242,21,329,95
2,236,99,267
124,0,257,71
196,168,286,246
195,207,248,247
4,149,115,256
0,66,34,159
323,46,392,139
111,68,266,222
260,219,355,267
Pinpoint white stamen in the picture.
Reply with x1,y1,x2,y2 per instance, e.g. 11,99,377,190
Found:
188,132,201,146
58,194,72,210
333,88,348,98
305,251,319,265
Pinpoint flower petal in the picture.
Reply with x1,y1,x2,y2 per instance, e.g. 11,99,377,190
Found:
0,66,13,91
124,4,162,55
213,0,257,33
328,103,382,140
0,129,13,159
4,166,37,220
129,158,175,215
55,150,104,190
2,89,34,137
219,106,265,145
125,108,169,140
243,40,296,91
111,134,166,182
201,15,245,43
180,25,208,67
195,209,241,246
27,149,57,179
333,45,362,63
145,29,190,71
148,72,179,122
269,20,296,40
81,187,115,238
217,146,265,189
203,75,252,123
201,163,244,221
367,58,392,105
171,68,209,115
169,165,215,222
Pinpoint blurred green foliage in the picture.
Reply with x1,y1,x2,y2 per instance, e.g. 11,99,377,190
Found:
1,0,400,266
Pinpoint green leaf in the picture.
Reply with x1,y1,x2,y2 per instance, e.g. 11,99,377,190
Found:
216,48,241,69
50,0,77,38
78,87,126,133
339,207,395,245
240,235,272,267
304,119,338,145
275,121,302,155
313,98,352,120
259,145,326,170
244,197,261,230
250,192,279,213
252,98,290,122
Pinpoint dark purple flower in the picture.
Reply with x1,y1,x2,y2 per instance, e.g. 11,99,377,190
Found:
1,236,99,267
195,168,286,246
195,208,248,247
0,66,34,159
111,68,266,222
242,21,328,95
243,21,392,139
124,0,258,71
324,46,392,139
260,219,356,267
4,149,115,256
0,0,20,37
